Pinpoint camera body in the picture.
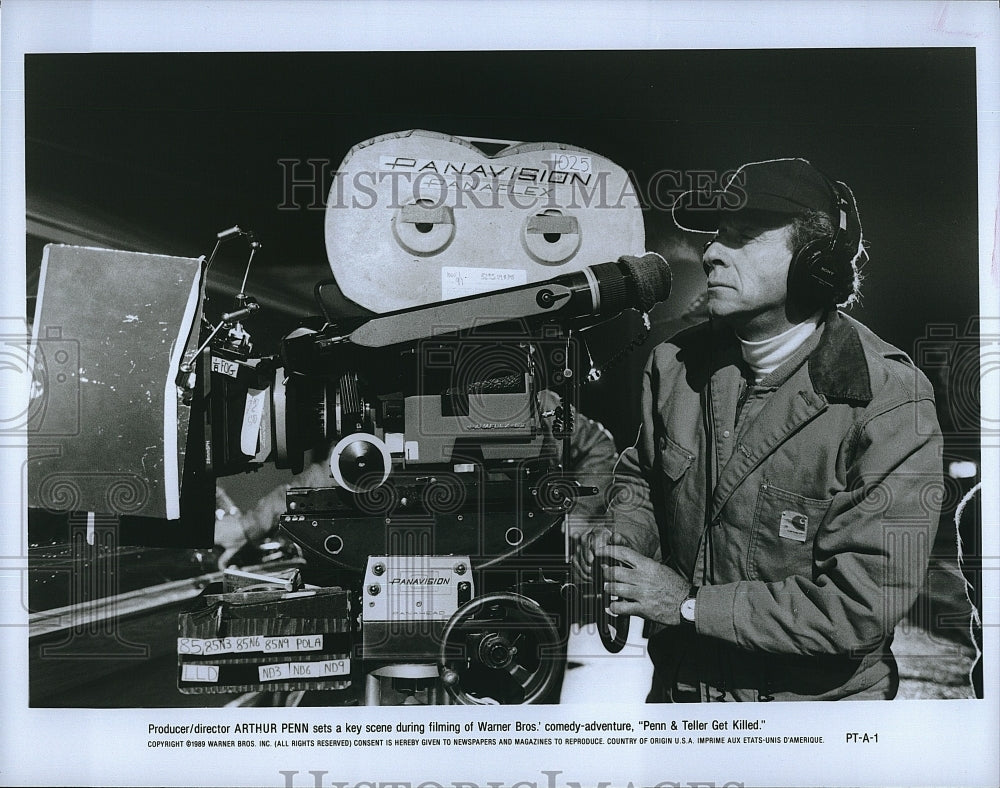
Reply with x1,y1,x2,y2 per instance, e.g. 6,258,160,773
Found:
191,295,594,704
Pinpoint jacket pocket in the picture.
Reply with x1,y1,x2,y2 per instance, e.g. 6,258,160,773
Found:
747,481,832,582
659,434,694,481
657,434,695,527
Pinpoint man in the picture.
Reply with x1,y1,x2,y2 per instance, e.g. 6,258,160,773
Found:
574,158,943,701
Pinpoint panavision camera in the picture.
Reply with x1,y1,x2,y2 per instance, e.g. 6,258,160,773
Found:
28,130,670,705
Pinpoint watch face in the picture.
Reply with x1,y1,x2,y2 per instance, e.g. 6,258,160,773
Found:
681,598,696,622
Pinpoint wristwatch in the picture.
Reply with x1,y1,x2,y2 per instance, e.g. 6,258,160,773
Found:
679,586,698,625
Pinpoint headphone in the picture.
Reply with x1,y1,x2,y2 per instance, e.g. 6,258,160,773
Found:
786,178,864,309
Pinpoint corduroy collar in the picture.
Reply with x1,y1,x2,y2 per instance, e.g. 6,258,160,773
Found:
806,310,873,404
678,310,875,405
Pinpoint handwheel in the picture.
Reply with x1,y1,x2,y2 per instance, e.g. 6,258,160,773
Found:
438,592,562,705
593,555,629,653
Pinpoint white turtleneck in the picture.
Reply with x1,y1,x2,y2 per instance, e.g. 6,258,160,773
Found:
738,313,823,384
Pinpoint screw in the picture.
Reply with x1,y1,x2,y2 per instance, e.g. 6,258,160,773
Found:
373,563,385,576
368,584,381,596
454,563,467,575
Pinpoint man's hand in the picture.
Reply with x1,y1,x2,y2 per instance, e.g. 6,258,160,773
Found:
214,514,249,570
596,544,690,627
572,527,634,582
214,488,250,570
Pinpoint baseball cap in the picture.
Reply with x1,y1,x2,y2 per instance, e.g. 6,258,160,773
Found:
672,158,838,233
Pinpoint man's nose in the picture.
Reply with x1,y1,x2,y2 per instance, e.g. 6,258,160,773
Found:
702,238,723,275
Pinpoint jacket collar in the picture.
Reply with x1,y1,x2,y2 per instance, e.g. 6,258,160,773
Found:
807,310,872,404
695,309,873,405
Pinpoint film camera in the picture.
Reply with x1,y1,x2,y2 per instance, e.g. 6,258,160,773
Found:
30,130,669,704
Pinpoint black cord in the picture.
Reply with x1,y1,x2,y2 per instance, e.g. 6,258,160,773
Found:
580,311,651,385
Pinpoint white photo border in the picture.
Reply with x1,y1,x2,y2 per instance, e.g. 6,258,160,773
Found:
1,2,998,787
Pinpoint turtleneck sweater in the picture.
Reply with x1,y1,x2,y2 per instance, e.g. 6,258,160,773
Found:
737,312,822,384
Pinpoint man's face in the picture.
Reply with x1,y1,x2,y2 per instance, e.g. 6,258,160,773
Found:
702,211,796,339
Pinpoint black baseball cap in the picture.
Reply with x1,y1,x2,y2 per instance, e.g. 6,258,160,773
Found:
672,158,838,233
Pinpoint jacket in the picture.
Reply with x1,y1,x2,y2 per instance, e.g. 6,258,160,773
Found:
610,311,943,701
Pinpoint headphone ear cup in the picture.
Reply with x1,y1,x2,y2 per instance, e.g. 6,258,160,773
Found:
789,181,862,310
787,237,831,307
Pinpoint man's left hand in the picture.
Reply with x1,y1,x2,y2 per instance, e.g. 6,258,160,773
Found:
596,544,690,627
